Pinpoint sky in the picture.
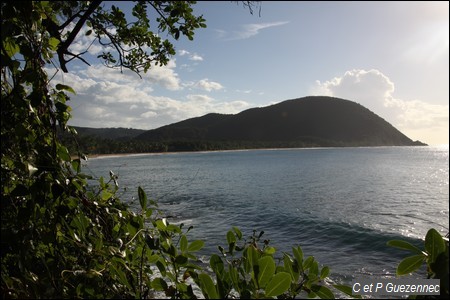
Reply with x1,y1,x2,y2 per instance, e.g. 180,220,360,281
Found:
52,1,449,145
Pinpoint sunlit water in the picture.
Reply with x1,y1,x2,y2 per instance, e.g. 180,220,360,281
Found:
85,146,448,290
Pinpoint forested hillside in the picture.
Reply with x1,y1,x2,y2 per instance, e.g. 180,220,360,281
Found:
66,96,426,154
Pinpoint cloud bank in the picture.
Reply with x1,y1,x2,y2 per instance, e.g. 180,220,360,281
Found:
49,63,249,130
310,69,449,145
50,62,448,146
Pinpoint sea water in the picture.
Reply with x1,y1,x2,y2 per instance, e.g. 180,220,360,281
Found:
84,146,449,291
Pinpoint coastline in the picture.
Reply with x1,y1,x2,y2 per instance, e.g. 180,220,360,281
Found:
75,152,167,160
72,144,445,161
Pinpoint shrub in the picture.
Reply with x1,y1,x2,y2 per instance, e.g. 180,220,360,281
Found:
388,228,449,298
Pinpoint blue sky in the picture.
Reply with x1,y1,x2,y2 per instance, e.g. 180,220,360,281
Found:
54,1,449,145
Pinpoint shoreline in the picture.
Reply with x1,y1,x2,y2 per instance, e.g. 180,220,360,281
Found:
74,144,445,160
74,152,167,160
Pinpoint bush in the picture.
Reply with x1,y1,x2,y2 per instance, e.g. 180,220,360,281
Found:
388,228,449,299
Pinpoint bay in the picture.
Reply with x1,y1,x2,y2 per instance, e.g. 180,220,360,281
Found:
85,146,449,288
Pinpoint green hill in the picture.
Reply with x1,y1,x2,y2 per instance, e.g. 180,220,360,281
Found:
134,96,426,149
71,126,147,140
64,96,426,154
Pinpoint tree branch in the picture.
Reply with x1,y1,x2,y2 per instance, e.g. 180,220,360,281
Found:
64,50,91,67
57,0,102,72
58,11,83,30
147,2,177,34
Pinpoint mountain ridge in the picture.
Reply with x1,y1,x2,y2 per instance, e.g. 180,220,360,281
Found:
67,96,426,153
134,96,426,148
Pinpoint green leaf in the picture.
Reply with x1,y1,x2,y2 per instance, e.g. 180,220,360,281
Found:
48,37,60,50
397,255,426,275
167,244,177,257
147,253,159,263
258,256,276,288
167,224,182,233
198,273,218,299
311,285,335,299
138,186,147,211
156,259,166,276
155,219,167,230
101,190,113,201
303,256,314,270
265,272,291,297
57,145,71,162
111,265,131,289
387,240,424,255
310,260,319,278
4,39,20,57
151,278,168,291
425,228,446,263
180,235,188,252
293,246,303,264
263,246,276,255
55,83,76,94
175,254,188,265
320,266,330,279
232,226,242,239
188,240,204,252
333,284,361,298
229,265,240,292
210,254,224,276
71,159,81,173
283,255,295,281
244,245,259,273
226,230,236,245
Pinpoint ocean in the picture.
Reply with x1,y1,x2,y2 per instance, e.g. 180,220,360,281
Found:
84,146,449,293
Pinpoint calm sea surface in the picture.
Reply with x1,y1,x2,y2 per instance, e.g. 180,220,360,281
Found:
85,146,449,288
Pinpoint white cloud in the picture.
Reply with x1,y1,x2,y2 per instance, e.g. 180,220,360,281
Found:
190,54,204,61
310,69,449,145
65,22,106,57
311,69,395,115
51,64,448,145
178,49,203,61
178,50,190,56
81,64,140,83
61,20,182,91
217,21,289,41
385,98,449,143
142,60,182,91
59,59,181,92
180,94,251,119
193,79,224,92
133,94,251,128
140,111,157,118
218,100,250,113
186,94,214,104
48,70,97,93
49,65,249,130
